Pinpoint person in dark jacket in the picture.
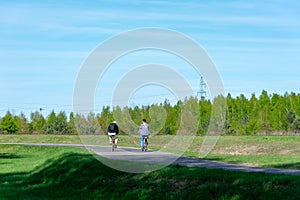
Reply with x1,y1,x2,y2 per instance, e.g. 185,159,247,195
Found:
107,121,119,145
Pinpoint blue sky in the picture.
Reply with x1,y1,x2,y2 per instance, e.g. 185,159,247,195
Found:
1,0,300,117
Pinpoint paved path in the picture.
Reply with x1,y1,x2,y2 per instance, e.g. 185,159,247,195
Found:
87,145,300,175
2,143,300,175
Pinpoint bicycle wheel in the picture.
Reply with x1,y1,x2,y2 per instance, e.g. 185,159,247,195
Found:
144,137,148,151
111,136,115,151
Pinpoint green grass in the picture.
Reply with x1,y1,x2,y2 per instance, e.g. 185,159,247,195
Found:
183,136,300,170
0,134,83,144
1,135,300,169
1,144,300,199
0,145,84,173
204,154,300,169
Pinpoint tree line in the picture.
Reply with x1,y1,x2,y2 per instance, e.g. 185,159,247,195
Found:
1,90,300,135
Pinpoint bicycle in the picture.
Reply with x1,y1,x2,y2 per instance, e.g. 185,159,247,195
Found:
142,135,149,152
108,132,117,151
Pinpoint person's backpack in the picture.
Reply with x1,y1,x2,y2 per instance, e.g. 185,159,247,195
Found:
108,123,117,133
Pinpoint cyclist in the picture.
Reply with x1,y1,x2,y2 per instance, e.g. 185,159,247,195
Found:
139,118,149,150
107,121,119,147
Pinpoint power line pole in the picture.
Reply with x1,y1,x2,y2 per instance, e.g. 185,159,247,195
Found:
197,76,206,99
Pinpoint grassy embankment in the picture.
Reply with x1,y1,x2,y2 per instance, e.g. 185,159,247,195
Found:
1,134,300,169
1,144,300,199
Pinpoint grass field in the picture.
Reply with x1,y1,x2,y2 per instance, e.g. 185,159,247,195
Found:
1,134,300,169
1,144,300,199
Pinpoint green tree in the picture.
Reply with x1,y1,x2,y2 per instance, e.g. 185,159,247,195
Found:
53,111,70,134
269,93,284,131
69,112,77,134
149,104,167,135
14,113,30,134
44,110,56,134
197,99,210,135
129,106,143,126
29,111,46,134
112,106,136,135
98,106,113,132
245,119,260,135
180,96,199,134
0,111,19,134
258,90,271,134
243,93,261,135
210,95,226,134
75,112,99,134
224,93,235,135
164,99,179,135
287,109,296,124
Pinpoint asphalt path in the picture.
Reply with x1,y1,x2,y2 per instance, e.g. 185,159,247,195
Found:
88,145,300,175
2,143,300,175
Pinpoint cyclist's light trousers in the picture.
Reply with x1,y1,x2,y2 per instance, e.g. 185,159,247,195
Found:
109,136,118,144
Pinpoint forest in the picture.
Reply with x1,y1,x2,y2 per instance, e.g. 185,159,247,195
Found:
1,90,300,135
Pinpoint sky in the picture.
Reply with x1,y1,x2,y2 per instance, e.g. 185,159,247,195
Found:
0,0,300,117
